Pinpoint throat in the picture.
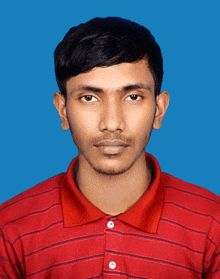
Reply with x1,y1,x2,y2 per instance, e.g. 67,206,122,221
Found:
74,155,152,215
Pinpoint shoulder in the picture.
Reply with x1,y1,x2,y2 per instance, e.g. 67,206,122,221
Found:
162,172,220,220
0,173,65,227
161,173,220,273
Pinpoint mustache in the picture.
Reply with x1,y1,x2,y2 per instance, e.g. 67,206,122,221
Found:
92,135,132,146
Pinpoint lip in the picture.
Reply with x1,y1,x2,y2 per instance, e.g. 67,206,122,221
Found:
95,140,129,147
96,145,128,154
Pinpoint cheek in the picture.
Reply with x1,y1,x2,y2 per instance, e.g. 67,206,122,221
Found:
128,106,155,130
126,106,155,146
67,106,98,143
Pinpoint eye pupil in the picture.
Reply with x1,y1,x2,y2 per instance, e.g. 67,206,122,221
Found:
131,94,137,100
85,95,93,101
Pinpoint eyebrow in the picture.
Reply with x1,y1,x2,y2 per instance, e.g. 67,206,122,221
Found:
72,82,153,95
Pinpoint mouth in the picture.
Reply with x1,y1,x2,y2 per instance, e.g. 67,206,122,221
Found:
96,145,128,155
95,140,129,147
94,140,129,155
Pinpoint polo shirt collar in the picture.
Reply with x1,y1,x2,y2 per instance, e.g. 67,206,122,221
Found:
61,152,165,234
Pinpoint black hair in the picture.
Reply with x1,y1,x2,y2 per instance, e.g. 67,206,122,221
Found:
54,17,163,99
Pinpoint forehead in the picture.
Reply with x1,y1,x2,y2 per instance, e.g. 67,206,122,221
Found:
66,59,155,93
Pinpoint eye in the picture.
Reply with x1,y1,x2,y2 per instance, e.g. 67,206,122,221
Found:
126,94,142,101
80,94,142,102
80,95,98,102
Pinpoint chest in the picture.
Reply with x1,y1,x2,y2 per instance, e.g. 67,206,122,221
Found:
18,218,207,278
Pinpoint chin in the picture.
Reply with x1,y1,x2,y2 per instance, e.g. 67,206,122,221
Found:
94,166,128,176
92,158,132,176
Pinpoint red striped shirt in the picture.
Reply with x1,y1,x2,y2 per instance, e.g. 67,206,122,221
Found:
0,152,220,278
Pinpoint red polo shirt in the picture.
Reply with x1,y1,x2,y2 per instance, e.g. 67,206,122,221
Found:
0,152,220,278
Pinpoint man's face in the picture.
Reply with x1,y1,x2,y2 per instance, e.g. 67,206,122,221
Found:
54,59,169,175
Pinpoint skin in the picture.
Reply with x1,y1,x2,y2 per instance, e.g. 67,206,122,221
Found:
53,58,169,215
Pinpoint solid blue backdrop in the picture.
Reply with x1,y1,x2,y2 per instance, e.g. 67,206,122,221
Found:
1,1,219,204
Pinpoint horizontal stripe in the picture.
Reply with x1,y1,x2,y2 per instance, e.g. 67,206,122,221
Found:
105,250,201,274
0,234,10,245
12,220,63,245
0,256,19,268
0,256,11,263
161,218,207,236
2,203,60,230
19,233,105,265
163,218,217,247
207,269,220,274
86,275,102,279
164,218,216,247
0,186,60,213
106,229,203,255
164,201,220,224
104,270,149,278
26,254,104,277
164,186,220,205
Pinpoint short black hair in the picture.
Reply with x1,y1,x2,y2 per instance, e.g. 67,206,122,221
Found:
54,17,163,99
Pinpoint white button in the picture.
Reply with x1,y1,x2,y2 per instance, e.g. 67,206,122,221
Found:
109,261,116,269
107,221,114,228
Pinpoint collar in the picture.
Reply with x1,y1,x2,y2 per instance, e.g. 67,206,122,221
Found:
61,152,165,234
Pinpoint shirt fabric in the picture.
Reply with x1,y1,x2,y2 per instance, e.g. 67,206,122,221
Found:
0,152,220,278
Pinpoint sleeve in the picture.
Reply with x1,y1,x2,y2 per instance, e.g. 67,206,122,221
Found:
0,227,22,278
202,221,220,278
203,252,220,278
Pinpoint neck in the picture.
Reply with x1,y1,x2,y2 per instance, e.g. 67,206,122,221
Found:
74,152,152,216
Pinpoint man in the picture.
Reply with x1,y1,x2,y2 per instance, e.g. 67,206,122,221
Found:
0,17,219,278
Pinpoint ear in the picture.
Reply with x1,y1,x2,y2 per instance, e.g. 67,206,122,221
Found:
53,92,70,130
153,91,170,130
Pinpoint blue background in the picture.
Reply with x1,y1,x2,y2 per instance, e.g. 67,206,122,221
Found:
1,1,219,204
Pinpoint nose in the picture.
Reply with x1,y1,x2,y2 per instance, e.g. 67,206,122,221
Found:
99,97,125,132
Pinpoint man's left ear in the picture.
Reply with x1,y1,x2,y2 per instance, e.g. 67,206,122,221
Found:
153,91,170,130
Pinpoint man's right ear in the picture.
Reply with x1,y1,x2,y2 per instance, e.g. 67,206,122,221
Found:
53,92,70,131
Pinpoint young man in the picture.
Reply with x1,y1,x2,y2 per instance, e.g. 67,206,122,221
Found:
0,17,219,278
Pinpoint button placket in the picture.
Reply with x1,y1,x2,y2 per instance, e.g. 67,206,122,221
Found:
104,217,121,273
